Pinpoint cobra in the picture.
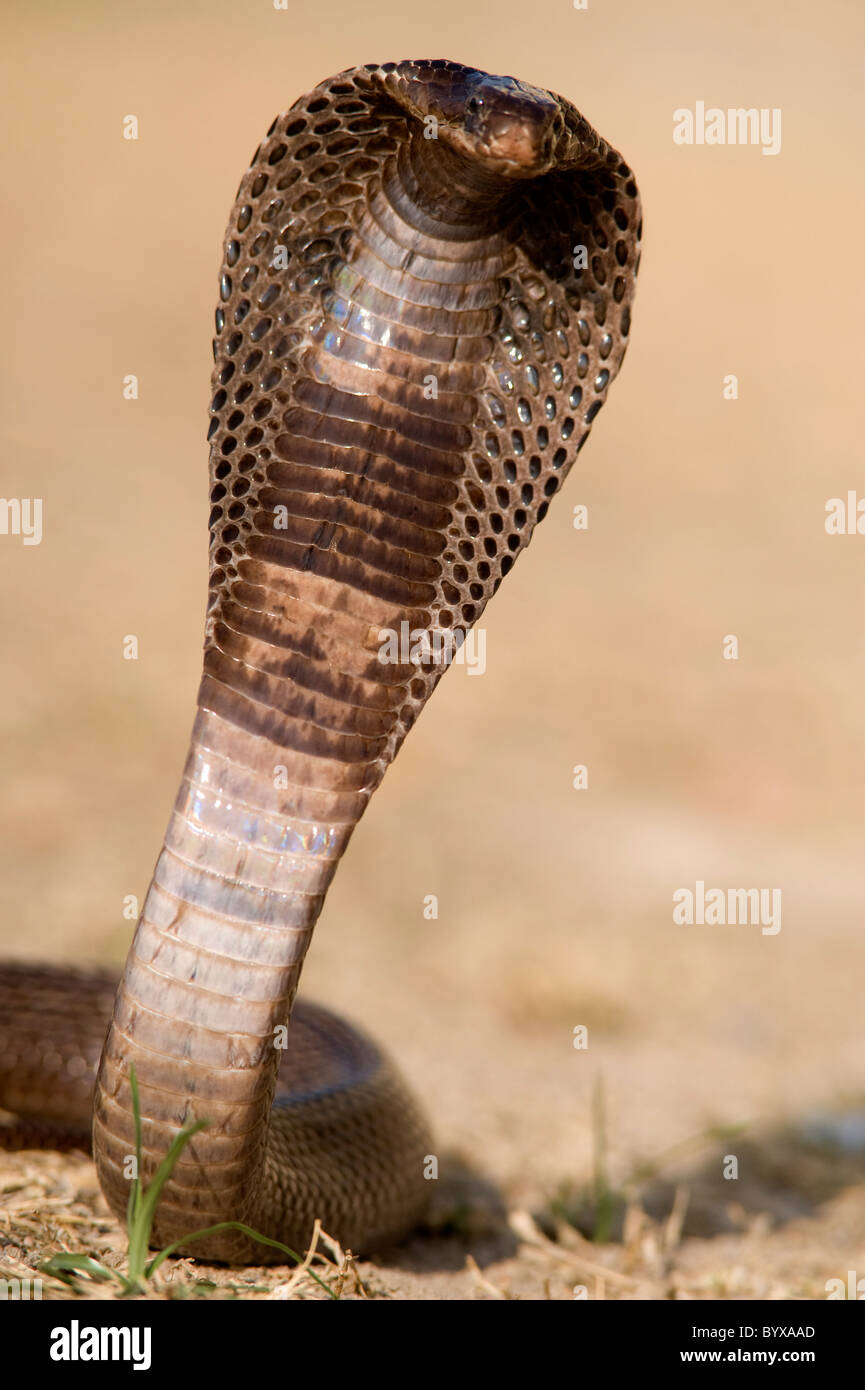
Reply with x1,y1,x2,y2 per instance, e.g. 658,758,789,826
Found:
0,60,640,1263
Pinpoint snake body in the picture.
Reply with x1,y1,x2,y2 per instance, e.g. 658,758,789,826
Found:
0,60,640,1262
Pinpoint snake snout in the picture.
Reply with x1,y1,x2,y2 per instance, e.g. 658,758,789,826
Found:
463,78,561,173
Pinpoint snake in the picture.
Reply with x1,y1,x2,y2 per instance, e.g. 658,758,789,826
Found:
0,60,640,1263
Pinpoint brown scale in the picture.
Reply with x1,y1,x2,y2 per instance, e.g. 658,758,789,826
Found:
0,60,640,1262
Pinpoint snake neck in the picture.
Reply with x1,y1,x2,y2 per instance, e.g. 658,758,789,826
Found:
393,129,516,230
92,115,519,1263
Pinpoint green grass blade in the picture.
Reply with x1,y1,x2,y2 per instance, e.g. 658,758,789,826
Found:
126,1118,209,1283
126,1064,143,1235
41,1253,125,1287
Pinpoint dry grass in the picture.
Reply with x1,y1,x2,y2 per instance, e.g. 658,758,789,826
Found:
3,1111,862,1300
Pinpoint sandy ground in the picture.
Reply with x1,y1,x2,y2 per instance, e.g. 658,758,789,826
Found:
1,0,864,1299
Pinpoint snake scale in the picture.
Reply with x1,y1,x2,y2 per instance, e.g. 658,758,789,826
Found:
0,60,640,1262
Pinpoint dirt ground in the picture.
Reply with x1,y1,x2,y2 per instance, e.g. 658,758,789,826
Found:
1,0,864,1300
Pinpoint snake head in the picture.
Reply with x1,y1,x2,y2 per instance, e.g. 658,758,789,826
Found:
383,61,571,178
451,74,565,175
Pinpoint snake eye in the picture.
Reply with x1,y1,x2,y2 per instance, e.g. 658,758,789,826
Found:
466,96,483,117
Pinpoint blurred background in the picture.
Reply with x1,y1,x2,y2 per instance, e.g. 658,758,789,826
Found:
2,0,863,1295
